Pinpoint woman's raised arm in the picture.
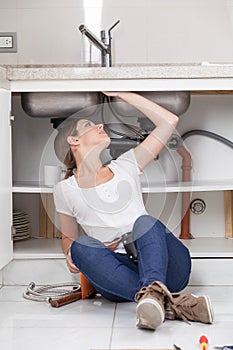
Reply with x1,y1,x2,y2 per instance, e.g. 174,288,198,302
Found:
103,91,179,171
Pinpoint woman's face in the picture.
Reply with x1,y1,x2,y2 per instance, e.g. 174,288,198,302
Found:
76,119,110,148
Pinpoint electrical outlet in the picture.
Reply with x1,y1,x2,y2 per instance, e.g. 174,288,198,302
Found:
0,36,13,48
0,32,17,52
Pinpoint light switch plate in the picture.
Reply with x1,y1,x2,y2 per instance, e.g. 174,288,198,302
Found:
0,32,17,53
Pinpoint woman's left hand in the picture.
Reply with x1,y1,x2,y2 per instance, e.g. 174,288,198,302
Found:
66,249,80,273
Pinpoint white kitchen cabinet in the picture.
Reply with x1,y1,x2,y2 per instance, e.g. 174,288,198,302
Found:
0,65,233,266
11,91,233,260
0,88,13,270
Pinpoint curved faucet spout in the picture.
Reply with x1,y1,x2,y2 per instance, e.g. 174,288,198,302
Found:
78,20,120,67
79,24,108,52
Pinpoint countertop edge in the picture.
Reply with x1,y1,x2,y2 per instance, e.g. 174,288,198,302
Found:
4,64,233,81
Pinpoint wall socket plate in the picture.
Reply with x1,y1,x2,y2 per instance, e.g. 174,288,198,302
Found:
0,32,17,53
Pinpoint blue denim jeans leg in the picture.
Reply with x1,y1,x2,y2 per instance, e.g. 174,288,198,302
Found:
132,215,191,291
70,215,191,302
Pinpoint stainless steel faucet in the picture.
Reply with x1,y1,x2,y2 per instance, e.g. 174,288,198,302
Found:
78,20,120,67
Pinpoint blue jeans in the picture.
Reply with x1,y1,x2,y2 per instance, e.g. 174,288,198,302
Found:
70,215,191,302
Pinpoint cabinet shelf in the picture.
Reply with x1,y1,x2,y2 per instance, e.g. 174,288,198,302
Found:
13,179,233,194
141,179,233,193
12,237,233,259
13,237,62,259
13,182,53,193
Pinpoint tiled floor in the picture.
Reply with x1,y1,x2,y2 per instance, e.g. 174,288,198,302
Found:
0,285,233,350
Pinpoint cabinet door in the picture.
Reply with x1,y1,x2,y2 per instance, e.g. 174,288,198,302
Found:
0,89,13,269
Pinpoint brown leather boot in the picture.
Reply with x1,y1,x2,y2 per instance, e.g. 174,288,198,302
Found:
165,292,214,324
135,281,172,330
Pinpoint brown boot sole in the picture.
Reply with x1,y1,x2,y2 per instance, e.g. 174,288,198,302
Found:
203,295,214,324
136,298,164,330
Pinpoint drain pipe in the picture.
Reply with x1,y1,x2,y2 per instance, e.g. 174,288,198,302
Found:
176,145,192,239
167,134,192,239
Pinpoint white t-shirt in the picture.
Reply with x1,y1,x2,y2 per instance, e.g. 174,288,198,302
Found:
53,149,148,252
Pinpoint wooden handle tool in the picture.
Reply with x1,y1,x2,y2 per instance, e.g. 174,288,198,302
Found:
49,291,82,307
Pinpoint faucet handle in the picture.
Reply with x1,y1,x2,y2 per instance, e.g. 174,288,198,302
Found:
108,20,120,34
101,20,120,47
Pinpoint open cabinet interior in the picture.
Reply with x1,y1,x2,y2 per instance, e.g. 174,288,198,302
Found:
11,93,233,258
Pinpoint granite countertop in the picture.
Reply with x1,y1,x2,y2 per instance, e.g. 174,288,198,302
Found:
0,66,7,80
2,62,233,81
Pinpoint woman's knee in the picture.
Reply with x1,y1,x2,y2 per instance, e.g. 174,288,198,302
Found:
71,236,105,259
132,215,164,240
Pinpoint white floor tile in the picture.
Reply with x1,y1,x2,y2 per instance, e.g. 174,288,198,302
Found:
0,297,116,329
0,285,233,350
0,327,112,350
0,285,26,301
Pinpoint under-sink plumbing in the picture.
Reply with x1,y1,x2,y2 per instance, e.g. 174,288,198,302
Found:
78,20,120,67
167,129,233,240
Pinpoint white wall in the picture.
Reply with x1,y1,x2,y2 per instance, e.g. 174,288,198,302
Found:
1,0,233,65
2,0,233,239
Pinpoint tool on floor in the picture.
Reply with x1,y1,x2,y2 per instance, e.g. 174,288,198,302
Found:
173,345,182,350
214,346,233,350
200,335,209,350
23,281,81,307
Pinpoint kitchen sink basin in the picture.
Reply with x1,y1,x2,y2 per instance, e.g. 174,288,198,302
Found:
21,90,190,122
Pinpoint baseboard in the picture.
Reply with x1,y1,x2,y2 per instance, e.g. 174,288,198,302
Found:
189,258,233,285
2,257,233,286
3,258,80,285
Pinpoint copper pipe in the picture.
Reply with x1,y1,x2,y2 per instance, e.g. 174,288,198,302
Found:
176,145,192,239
